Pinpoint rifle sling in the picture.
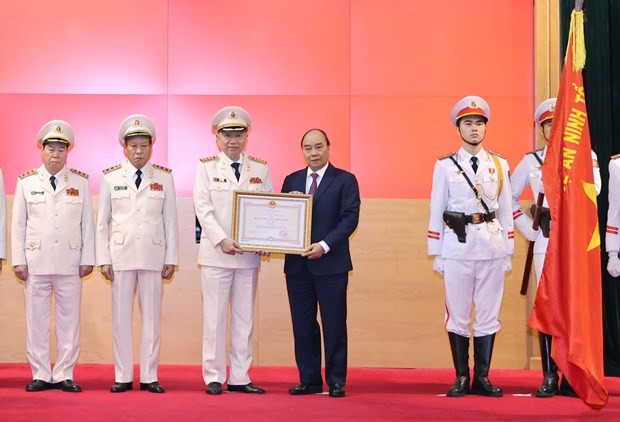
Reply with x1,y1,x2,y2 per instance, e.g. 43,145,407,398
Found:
448,155,492,215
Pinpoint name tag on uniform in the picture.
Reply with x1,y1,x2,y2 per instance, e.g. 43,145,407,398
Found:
30,191,44,195
213,177,227,183
66,188,79,196
150,183,163,191
114,186,128,191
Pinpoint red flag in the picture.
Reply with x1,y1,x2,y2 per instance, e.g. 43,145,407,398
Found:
528,9,608,410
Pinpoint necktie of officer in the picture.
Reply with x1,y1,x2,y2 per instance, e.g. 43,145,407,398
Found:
50,176,56,191
470,156,478,174
135,169,142,188
231,162,241,181
308,173,319,195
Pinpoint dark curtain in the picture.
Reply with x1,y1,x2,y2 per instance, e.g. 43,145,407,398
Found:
559,0,620,375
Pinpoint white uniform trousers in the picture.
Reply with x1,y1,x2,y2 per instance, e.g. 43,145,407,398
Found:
24,274,82,382
534,253,546,287
201,266,257,385
112,269,163,383
444,258,504,337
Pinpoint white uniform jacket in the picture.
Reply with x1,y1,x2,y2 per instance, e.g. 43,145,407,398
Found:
11,165,95,275
428,147,514,260
96,161,179,271
606,156,620,252
0,168,6,260
512,146,601,255
193,152,273,269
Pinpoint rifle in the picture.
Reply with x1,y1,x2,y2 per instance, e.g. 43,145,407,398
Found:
520,192,545,295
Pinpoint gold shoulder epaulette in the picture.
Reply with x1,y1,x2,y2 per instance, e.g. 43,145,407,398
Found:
103,164,122,174
19,169,38,179
200,156,217,163
248,155,267,164
153,163,172,173
70,168,89,179
489,151,506,160
437,152,455,160
612,154,620,160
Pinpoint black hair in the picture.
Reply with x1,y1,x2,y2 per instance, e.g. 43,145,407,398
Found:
124,134,153,146
300,128,330,148
456,115,488,127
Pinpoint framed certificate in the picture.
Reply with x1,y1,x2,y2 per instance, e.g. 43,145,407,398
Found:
232,191,313,254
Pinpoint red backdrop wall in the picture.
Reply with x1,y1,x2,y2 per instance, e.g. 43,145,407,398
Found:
0,0,534,197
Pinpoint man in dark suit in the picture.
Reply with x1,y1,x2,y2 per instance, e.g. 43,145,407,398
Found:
282,129,360,398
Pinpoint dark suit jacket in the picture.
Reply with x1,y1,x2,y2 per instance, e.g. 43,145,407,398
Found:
282,163,360,276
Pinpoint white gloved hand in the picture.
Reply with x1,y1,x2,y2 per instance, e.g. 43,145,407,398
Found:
501,256,512,273
607,253,620,278
524,226,540,242
433,256,445,275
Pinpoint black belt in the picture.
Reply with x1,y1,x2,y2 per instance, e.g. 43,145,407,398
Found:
464,211,496,225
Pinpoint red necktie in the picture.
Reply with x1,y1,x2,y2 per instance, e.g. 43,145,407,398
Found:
309,173,318,195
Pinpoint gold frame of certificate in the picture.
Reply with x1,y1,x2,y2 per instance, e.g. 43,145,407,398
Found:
232,191,313,254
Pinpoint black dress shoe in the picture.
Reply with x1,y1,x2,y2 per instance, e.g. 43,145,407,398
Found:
140,381,165,393
289,383,323,395
25,379,52,392
54,379,82,393
227,383,265,394
328,384,346,398
447,375,470,397
206,382,222,395
558,377,578,398
470,376,502,397
110,382,133,393
535,372,559,398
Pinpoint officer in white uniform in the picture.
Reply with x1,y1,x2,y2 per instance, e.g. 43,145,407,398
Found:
0,167,5,271
511,98,601,398
428,96,514,398
193,106,273,395
12,120,95,392
96,114,179,394
607,156,620,278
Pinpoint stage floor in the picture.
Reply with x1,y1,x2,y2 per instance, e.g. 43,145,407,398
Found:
1,364,619,421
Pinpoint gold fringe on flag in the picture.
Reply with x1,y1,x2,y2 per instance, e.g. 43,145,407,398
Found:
566,10,586,71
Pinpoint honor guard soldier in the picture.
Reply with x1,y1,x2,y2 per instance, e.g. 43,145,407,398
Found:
512,98,600,397
428,96,514,397
96,114,179,394
0,167,5,271
12,120,95,392
193,106,272,395
608,155,620,279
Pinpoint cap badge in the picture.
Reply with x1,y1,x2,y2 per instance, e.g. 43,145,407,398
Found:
470,100,477,108
55,125,63,133
134,119,141,126
549,103,556,112
229,111,237,118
